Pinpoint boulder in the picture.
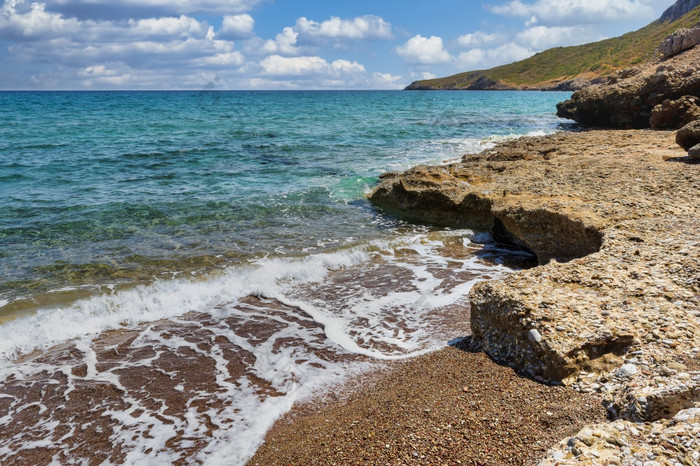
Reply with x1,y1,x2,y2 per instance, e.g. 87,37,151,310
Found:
689,143,700,158
649,95,700,129
676,119,700,149
557,37,700,128
658,27,700,58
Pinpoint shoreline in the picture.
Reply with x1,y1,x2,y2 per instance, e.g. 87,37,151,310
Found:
251,127,699,463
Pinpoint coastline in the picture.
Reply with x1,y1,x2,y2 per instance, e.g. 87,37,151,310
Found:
252,128,699,463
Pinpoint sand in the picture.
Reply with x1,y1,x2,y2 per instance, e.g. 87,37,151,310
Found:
250,344,607,465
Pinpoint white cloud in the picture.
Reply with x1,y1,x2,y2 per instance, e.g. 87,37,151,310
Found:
489,0,655,26
262,27,301,55
457,31,505,48
127,15,208,38
0,1,418,89
260,55,365,77
295,15,392,40
190,51,244,67
516,25,604,49
456,43,533,69
46,0,264,17
250,14,393,55
218,14,254,39
395,35,452,64
241,77,300,89
0,1,80,40
371,72,403,88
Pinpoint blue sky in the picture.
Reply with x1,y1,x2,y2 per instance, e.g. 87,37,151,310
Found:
0,0,676,89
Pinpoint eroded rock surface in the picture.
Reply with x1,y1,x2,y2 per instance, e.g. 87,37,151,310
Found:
557,45,700,128
368,129,700,461
677,119,700,149
540,408,700,465
658,26,700,58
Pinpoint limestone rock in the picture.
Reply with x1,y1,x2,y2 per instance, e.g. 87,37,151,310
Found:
677,119,700,149
649,95,700,129
615,364,638,378
369,130,700,420
557,43,700,128
690,142,700,158
368,128,700,464
540,407,700,465
658,26,700,58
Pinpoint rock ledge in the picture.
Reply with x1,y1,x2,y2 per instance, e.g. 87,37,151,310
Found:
368,129,700,464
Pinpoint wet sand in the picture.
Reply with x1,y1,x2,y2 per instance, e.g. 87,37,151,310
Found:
250,344,607,465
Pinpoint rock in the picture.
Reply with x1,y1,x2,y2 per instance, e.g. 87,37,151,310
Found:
528,329,543,344
557,41,700,128
368,129,700,420
615,364,638,378
368,127,700,465
649,96,700,129
541,407,700,465
676,120,700,149
658,26,700,58
689,143,700,159
658,0,700,22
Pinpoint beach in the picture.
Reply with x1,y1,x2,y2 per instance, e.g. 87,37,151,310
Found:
251,346,607,465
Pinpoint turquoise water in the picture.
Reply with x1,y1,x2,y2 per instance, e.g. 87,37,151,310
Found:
0,90,572,463
0,90,568,313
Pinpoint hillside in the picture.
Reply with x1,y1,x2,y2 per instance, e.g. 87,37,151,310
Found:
406,0,700,91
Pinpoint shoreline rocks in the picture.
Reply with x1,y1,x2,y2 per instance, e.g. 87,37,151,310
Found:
368,129,700,463
557,45,700,129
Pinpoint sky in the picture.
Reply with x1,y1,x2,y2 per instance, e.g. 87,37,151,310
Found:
0,0,677,90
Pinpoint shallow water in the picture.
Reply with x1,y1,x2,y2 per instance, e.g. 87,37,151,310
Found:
0,90,567,463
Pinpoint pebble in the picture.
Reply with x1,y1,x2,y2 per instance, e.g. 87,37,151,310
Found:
616,364,638,378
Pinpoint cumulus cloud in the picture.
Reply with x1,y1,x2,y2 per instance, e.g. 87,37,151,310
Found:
0,2,419,89
190,51,244,67
395,35,452,64
295,15,392,40
370,72,403,88
456,31,506,48
0,1,80,40
218,14,254,40
251,14,393,55
260,55,365,77
46,0,264,19
488,0,655,26
127,15,209,38
260,26,301,55
516,25,604,49
455,43,533,69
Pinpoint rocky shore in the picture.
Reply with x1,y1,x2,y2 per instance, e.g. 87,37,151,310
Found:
557,32,700,129
368,128,699,463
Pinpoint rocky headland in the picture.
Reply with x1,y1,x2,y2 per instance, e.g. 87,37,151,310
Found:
369,127,699,463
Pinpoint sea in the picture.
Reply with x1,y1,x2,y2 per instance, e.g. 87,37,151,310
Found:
0,90,570,464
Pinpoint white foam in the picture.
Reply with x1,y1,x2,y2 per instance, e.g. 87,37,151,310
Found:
0,229,517,464
0,249,368,361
